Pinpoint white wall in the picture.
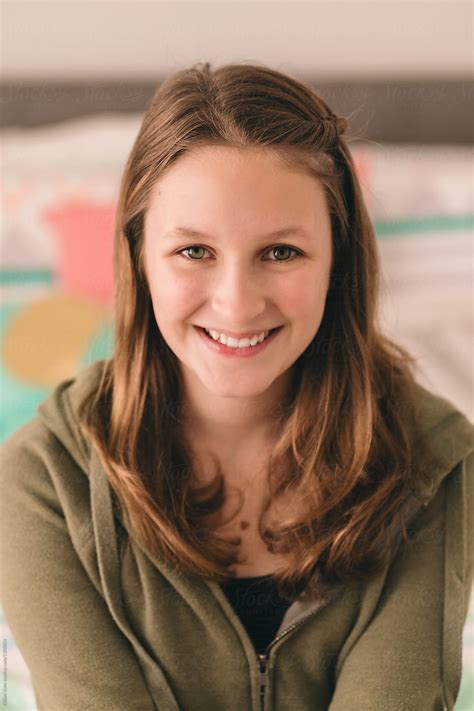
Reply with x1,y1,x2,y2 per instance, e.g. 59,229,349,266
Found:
1,0,472,81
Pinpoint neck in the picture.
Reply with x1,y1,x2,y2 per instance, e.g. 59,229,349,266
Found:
179,368,296,450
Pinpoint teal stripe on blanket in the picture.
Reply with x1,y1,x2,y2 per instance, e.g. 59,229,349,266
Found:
374,214,473,238
0,269,54,285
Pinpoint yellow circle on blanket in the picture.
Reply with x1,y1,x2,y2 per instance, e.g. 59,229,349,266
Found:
3,294,109,387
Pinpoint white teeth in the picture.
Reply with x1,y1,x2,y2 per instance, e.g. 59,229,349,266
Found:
204,328,270,348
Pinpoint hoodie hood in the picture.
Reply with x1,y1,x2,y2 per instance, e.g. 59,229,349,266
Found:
37,360,102,476
36,359,474,646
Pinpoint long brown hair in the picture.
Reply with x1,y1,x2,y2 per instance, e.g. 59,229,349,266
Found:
78,62,438,600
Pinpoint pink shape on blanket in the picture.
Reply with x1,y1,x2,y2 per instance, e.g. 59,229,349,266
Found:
41,200,116,306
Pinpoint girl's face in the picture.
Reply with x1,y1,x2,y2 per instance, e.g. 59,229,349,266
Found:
143,146,333,404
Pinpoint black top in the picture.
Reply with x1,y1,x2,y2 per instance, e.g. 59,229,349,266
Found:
219,575,293,655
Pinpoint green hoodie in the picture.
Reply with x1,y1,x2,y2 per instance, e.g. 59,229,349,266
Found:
1,360,473,711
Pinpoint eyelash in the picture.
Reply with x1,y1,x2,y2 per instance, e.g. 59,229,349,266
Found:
176,245,303,264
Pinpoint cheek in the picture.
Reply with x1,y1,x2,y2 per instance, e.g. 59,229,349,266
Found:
278,271,328,320
149,268,202,321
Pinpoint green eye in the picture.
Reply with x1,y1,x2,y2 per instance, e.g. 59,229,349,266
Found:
180,246,208,260
177,244,301,263
267,246,298,261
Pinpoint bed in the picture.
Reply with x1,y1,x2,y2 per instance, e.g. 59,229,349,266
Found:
1,78,472,709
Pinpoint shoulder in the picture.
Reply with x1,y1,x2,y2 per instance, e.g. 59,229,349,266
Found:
404,380,474,496
0,362,108,540
0,414,94,566
0,416,60,494
406,378,473,439
379,380,474,586
0,413,89,515
396,382,474,591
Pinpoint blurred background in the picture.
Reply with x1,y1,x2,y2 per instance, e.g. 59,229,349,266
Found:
1,1,473,709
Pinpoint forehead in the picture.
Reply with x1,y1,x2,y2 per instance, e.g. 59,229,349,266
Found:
153,145,317,183
146,145,329,224
171,144,300,171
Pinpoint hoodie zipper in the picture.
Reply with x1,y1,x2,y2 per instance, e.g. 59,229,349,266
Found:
258,653,269,709
256,607,321,710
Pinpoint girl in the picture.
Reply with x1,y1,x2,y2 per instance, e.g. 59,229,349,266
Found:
1,62,473,711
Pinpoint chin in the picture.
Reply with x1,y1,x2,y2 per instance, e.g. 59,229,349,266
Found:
202,375,277,399
204,381,259,398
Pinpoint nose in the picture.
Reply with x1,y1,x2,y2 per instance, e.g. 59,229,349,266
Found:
210,263,266,326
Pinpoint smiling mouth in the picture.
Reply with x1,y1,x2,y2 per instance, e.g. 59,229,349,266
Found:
195,325,283,353
200,326,280,345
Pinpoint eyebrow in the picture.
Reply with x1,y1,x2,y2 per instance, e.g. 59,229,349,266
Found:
164,226,310,241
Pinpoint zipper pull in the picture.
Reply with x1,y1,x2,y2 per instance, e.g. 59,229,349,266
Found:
257,653,268,708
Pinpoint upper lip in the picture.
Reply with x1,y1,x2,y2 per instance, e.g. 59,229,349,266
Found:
196,326,280,339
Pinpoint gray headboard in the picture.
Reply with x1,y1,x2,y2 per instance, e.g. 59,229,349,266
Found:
1,78,472,143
